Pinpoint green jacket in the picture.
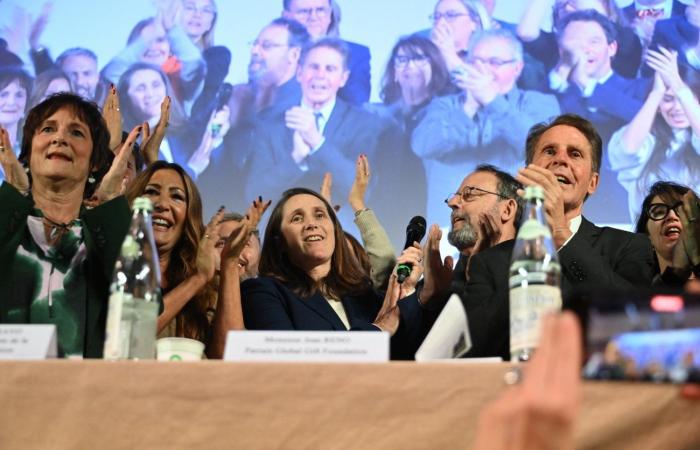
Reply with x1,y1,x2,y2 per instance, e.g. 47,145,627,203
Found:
0,183,130,358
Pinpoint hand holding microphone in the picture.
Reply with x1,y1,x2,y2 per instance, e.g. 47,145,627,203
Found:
397,216,427,284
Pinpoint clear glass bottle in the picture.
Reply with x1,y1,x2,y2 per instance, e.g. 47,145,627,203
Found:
103,197,161,360
509,185,562,362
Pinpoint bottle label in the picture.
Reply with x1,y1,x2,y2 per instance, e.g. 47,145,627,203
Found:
104,292,131,360
516,218,551,240
509,284,562,356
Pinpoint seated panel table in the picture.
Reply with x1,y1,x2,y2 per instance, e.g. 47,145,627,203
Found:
0,361,698,449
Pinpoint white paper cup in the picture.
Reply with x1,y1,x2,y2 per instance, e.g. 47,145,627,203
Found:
157,337,205,361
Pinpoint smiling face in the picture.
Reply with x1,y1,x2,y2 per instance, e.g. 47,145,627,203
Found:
447,171,503,251
29,107,93,185
140,23,171,66
248,24,295,84
283,0,332,39
297,45,348,109
659,89,693,129
60,54,99,100
279,193,336,277
559,20,616,79
142,168,188,254
0,79,28,127
180,0,216,42
127,68,167,121
645,195,683,262
394,45,433,92
530,124,599,214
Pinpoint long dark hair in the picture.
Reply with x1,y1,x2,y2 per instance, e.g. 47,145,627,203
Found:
380,34,450,105
126,161,215,342
259,187,372,298
639,66,700,194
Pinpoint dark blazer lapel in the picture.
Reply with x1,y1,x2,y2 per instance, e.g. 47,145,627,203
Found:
321,98,349,140
301,292,347,330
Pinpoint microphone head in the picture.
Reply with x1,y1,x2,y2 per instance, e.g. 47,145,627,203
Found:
404,216,427,248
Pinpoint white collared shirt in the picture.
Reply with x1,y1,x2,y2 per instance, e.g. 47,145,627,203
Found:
558,215,582,251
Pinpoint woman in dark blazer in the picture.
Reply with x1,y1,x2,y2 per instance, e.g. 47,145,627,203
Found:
241,187,426,359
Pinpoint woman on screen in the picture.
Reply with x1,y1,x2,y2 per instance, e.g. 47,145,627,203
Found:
0,67,32,165
609,48,700,222
27,69,70,109
366,34,450,230
240,187,427,360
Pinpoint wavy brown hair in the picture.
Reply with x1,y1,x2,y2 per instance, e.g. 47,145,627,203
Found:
259,187,372,298
126,161,215,342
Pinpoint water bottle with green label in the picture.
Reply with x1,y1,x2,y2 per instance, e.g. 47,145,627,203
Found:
509,185,562,362
104,197,161,360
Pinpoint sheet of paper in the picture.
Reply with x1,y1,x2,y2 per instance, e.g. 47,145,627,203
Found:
415,294,472,361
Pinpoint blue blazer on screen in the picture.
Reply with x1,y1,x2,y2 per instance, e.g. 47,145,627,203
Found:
338,40,371,105
241,276,427,360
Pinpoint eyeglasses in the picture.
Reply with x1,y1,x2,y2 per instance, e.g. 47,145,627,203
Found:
394,54,429,67
182,3,216,16
248,40,289,51
467,56,517,67
444,186,508,204
429,11,468,22
647,202,684,221
290,6,330,18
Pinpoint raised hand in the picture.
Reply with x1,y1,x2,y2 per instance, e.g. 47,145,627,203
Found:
646,47,684,93
29,2,52,50
285,107,323,149
93,125,141,203
679,190,700,268
516,165,571,249
395,242,424,294
472,313,582,450
348,154,370,212
102,85,122,152
220,197,271,272
463,63,499,106
420,224,455,307
198,206,226,282
141,96,170,165
0,127,29,193
320,172,333,203
373,274,401,335
291,130,312,165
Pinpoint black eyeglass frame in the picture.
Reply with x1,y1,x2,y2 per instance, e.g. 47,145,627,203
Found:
444,186,508,204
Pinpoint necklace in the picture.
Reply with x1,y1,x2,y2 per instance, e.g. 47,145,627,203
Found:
42,215,73,242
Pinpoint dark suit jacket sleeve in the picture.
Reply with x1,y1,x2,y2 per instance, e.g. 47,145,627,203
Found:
558,225,655,292
462,246,511,361
338,42,371,105
244,123,306,201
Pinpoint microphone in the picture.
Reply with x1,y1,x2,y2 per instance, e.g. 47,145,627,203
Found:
397,216,427,283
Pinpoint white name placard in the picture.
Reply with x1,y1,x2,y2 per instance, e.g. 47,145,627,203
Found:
415,294,471,361
224,330,389,362
0,324,57,360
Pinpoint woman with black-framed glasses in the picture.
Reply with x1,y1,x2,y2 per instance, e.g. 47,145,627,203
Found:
635,181,700,286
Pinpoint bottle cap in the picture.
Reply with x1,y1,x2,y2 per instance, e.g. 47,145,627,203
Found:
523,185,545,200
133,196,153,212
